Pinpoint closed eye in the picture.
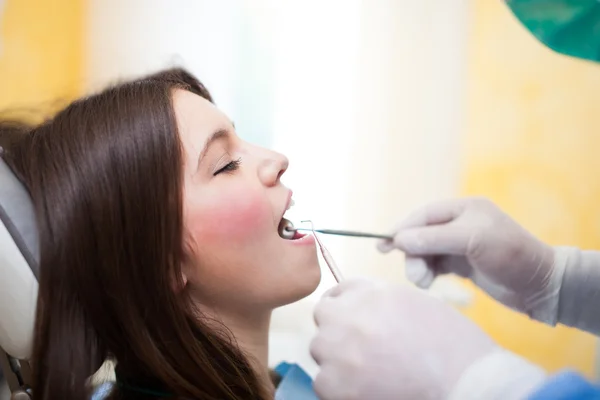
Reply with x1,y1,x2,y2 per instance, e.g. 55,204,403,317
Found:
213,158,241,176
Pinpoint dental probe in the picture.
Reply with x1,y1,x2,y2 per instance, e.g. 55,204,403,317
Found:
301,221,344,283
287,227,393,240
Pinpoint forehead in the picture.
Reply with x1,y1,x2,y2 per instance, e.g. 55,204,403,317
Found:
172,89,229,154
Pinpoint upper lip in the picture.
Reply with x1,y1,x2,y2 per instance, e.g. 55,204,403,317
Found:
280,189,293,221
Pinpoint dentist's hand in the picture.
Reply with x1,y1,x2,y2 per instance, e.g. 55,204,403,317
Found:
310,279,546,400
379,197,564,323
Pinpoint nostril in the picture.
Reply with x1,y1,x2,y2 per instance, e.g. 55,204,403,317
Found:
277,157,289,180
276,168,285,181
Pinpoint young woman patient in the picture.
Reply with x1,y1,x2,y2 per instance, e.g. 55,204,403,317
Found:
0,68,321,399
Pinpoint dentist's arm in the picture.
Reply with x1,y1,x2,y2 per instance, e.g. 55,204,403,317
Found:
379,197,600,336
555,247,600,335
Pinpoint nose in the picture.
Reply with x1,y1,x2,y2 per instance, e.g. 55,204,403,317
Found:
258,149,289,187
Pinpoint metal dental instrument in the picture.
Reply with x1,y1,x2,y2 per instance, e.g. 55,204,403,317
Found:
278,218,296,240
288,227,393,240
301,220,344,283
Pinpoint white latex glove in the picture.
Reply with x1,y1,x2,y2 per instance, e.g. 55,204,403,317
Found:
310,279,546,400
378,197,565,324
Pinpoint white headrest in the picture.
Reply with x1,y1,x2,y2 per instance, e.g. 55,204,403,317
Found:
0,157,39,359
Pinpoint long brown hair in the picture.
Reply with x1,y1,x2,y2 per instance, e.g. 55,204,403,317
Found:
0,69,270,399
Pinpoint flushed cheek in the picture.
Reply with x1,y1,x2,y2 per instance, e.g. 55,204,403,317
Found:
186,186,273,245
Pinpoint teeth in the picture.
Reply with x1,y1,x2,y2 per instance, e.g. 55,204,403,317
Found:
287,199,295,211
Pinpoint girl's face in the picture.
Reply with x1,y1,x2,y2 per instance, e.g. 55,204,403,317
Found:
175,90,321,314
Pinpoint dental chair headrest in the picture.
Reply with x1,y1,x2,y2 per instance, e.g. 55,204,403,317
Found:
0,155,39,359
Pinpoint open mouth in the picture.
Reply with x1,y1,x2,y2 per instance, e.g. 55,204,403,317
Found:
278,218,307,240
278,194,309,240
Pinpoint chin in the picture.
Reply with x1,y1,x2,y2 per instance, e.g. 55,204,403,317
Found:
278,258,322,305
298,261,322,296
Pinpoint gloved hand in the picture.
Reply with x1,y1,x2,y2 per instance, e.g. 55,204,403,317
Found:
378,197,565,324
310,279,546,400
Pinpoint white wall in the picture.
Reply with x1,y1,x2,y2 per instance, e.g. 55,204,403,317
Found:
86,0,242,124
85,0,469,375
267,0,469,374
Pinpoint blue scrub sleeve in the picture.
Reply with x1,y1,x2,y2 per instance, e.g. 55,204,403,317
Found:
528,371,600,400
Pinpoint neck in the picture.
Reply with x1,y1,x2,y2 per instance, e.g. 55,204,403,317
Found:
199,303,275,393
226,310,272,373
230,311,273,391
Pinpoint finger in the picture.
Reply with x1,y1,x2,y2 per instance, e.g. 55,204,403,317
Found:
311,324,350,364
313,367,350,400
378,199,468,254
377,238,395,253
321,277,375,299
315,279,379,326
393,225,472,256
404,256,436,288
321,285,339,299
378,198,463,254
309,335,328,365
397,198,468,231
313,296,338,327
378,218,410,253
435,255,473,278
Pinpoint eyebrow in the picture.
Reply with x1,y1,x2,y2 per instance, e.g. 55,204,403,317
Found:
197,129,230,169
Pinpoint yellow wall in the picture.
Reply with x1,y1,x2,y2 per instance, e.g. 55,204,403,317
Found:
462,0,600,376
0,0,84,113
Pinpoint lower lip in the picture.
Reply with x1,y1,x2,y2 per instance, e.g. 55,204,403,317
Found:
285,232,315,245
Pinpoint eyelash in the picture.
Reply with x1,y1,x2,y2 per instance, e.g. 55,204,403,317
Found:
214,158,242,176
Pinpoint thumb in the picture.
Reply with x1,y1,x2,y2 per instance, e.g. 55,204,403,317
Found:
394,225,472,256
321,277,378,299
377,238,395,253
405,257,436,288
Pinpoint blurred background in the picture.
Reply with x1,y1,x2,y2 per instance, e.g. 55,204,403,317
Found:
1,0,599,396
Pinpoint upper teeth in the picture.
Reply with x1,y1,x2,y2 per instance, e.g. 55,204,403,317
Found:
287,199,295,211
